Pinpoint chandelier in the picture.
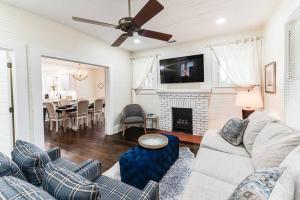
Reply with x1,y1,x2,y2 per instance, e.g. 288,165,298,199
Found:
72,64,88,81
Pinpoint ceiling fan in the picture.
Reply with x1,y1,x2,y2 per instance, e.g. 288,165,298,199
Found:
72,0,172,47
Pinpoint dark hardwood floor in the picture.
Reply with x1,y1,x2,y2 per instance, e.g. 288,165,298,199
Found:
44,123,200,172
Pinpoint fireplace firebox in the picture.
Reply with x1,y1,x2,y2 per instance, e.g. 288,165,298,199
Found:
172,107,193,134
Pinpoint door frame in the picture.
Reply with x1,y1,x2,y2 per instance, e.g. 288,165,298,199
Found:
0,40,31,145
28,45,112,148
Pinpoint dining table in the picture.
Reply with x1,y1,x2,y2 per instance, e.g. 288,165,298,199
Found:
55,104,94,131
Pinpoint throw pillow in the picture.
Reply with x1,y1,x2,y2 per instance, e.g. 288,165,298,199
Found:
11,140,51,186
243,111,278,154
229,167,285,200
252,123,300,170
0,176,55,199
219,118,249,146
0,152,27,181
43,163,101,200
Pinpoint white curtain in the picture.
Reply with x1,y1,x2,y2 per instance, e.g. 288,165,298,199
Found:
213,39,261,87
132,56,156,89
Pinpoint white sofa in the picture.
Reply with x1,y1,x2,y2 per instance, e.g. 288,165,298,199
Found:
183,112,300,200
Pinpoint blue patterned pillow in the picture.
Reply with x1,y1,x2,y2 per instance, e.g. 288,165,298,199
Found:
229,167,285,200
0,176,55,199
11,140,51,186
219,118,249,145
43,163,101,200
0,152,27,181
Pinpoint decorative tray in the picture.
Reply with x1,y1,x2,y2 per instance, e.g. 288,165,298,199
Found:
138,134,168,149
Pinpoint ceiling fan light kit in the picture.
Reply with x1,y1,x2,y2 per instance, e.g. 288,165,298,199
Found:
72,0,173,47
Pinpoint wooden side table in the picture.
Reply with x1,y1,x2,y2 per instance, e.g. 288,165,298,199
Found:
146,114,158,133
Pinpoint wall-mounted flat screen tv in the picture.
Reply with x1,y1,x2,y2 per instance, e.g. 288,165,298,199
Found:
160,54,204,84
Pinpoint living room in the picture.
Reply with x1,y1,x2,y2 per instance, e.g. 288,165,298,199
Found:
0,0,299,199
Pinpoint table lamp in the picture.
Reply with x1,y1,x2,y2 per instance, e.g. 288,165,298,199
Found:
235,90,263,119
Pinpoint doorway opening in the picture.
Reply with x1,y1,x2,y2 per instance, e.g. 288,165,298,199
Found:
41,57,107,151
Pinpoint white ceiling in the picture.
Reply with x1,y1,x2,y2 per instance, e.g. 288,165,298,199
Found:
2,0,282,52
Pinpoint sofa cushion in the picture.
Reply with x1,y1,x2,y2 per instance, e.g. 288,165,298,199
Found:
194,147,254,185
243,111,277,154
252,123,300,170
183,171,236,200
0,152,27,181
43,163,101,200
201,130,249,157
280,144,300,167
228,167,284,200
219,118,249,146
0,176,55,199
11,140,51,186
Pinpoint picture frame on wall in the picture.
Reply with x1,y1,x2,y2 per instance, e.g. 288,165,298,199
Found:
265,62,276,94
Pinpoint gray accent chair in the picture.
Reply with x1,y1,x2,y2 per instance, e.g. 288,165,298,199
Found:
121,104,147,136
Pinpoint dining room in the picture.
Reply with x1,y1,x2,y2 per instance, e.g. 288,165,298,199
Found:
42,57,106,134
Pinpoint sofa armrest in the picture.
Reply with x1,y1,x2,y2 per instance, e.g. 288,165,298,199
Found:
74,159,95,172
140,180,159,200
46,147,61,161
76,160,101,182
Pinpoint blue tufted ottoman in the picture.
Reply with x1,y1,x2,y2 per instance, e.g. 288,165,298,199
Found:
119,134,179,190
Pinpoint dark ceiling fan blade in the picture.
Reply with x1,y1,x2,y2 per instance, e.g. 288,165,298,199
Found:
72,17,119,29
132,0,164,27
111,34,128,47
138,29,172,41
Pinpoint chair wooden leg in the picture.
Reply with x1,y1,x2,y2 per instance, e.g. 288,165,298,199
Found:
55,121,59,133
50,120,53,131
86,115,88,128
123,125,126,136
144,123,147,134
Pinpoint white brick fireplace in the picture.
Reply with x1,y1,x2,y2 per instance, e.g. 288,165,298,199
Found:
157,90,210,136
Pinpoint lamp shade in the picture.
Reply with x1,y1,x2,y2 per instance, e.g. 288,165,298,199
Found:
235,91,263,108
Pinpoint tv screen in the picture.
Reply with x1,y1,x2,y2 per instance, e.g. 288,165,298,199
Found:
160,54,204,84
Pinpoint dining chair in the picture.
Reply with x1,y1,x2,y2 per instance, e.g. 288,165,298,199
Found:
46,102,69,133
72,100,89,130
59,99,70,107
89,99,104,126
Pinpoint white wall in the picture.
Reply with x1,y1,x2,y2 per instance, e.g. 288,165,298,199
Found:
0,2,131,148
263,0,300,120
132,30,262,129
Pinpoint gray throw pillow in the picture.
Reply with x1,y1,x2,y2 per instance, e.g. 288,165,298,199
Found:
229,167,285,200
219,118,249,146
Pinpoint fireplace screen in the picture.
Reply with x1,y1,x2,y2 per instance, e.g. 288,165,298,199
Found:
172,107,193,134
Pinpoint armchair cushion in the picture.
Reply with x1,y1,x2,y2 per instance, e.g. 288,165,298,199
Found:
0,176,55,200
124,116,144,124
43,163,101,200
76,160,101,182
0,152,27,181
46,147,61,161
95,175,158,200
11,140,51,186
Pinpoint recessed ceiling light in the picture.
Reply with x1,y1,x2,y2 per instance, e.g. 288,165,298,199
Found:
216,18,226,24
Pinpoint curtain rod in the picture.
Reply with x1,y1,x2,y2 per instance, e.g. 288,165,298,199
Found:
130,53,161,60
207,36,263,49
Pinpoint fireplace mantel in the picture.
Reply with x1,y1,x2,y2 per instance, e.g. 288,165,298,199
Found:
156,89,211,94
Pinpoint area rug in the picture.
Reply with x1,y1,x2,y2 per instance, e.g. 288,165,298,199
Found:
103,147,195,200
